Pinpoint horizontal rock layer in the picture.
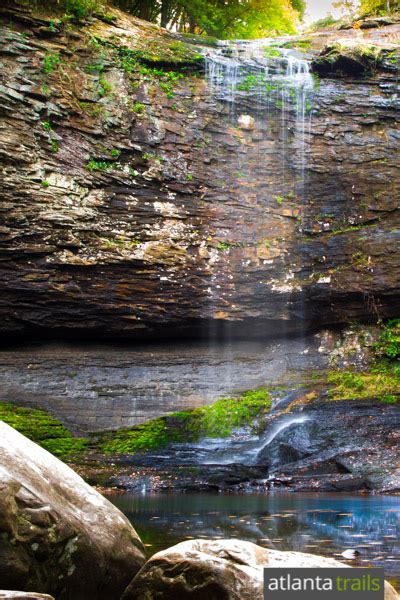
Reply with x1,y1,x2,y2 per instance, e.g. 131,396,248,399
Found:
0,327,372,430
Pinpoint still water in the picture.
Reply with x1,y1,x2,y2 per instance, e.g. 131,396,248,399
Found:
108,492,400,588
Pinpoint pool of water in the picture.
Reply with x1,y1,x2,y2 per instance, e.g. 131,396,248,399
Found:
107,492,400,589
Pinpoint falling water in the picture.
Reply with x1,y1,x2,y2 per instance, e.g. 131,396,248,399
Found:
202,38,315,342
203,39,314,184
198,413,311,466
204,40,314,109
197,39,316,467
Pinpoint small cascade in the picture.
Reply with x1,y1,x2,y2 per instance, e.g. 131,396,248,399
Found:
198,413,311,466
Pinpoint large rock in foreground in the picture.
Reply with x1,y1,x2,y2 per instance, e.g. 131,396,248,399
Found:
0,594,54,599
122,539,399,600
0,422,145,600
0,593,54,599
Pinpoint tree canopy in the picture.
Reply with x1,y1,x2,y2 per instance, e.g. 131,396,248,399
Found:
359,0,399,14
114,0,305,38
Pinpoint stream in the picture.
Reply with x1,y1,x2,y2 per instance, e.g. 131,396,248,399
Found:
108,492,400,589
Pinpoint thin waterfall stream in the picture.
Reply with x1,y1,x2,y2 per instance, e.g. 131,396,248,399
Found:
203,38,315,174
184,39,318,468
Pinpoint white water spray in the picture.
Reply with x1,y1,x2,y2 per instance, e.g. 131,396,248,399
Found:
199,414,311,466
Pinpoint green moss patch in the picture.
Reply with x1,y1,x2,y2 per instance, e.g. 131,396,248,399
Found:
0,403,88,459
375,318,400,359
100,387,271,455
327,360,400,403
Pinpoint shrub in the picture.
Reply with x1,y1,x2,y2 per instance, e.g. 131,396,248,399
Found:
131,102,145,114
65,0,100,20
42,51,61,74
375,319,400,359
86,159,112,171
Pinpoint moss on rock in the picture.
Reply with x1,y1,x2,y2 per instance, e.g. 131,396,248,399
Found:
0,403,88,459
99,387,271,454
327,360,399,403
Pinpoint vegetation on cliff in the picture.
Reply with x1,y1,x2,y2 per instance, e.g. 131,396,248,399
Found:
327,320,400,403
17,0,304,37
327,361,399,404
0,404,89,458
100,388,272,454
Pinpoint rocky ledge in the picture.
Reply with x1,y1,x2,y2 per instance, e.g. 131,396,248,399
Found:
96,392,400,495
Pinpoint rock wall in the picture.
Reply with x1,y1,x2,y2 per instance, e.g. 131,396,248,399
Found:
0,331,338,431
0,324,379,431
0,3,399,339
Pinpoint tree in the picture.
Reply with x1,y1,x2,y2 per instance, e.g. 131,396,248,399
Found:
359,0,399,13
112,0,302,37
332,0,358,19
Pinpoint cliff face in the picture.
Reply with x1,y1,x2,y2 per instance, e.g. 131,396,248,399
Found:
0,3,399,339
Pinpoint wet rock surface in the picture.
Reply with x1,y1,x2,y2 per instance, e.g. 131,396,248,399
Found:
121,539,399,600
0,6,399,339
0,422,145,600
103,396,400,494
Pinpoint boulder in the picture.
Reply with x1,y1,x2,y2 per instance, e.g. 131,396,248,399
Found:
122,539,399,600
0,422,146,600
0,593,54,599
311,45,379,76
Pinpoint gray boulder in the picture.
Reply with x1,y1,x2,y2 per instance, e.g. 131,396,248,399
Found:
0,422,146,600
122,539,399,600
0,593,54,599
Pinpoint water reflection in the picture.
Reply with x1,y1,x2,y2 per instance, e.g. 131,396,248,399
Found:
108,492,400,587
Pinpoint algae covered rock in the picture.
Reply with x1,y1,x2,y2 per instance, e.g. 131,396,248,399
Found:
311,42,396,76
0,422,146,600
122,539,399,600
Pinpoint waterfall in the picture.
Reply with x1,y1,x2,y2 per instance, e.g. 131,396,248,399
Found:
203,39,314,110
195,39,316,467
203,39,314,178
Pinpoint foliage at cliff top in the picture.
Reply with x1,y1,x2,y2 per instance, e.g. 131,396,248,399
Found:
26,0,304,38
0,403,88,459
359,0,400,16
100,387,272,454
114,0,305,38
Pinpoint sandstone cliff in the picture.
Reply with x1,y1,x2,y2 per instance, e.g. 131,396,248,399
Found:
0,2,399,339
